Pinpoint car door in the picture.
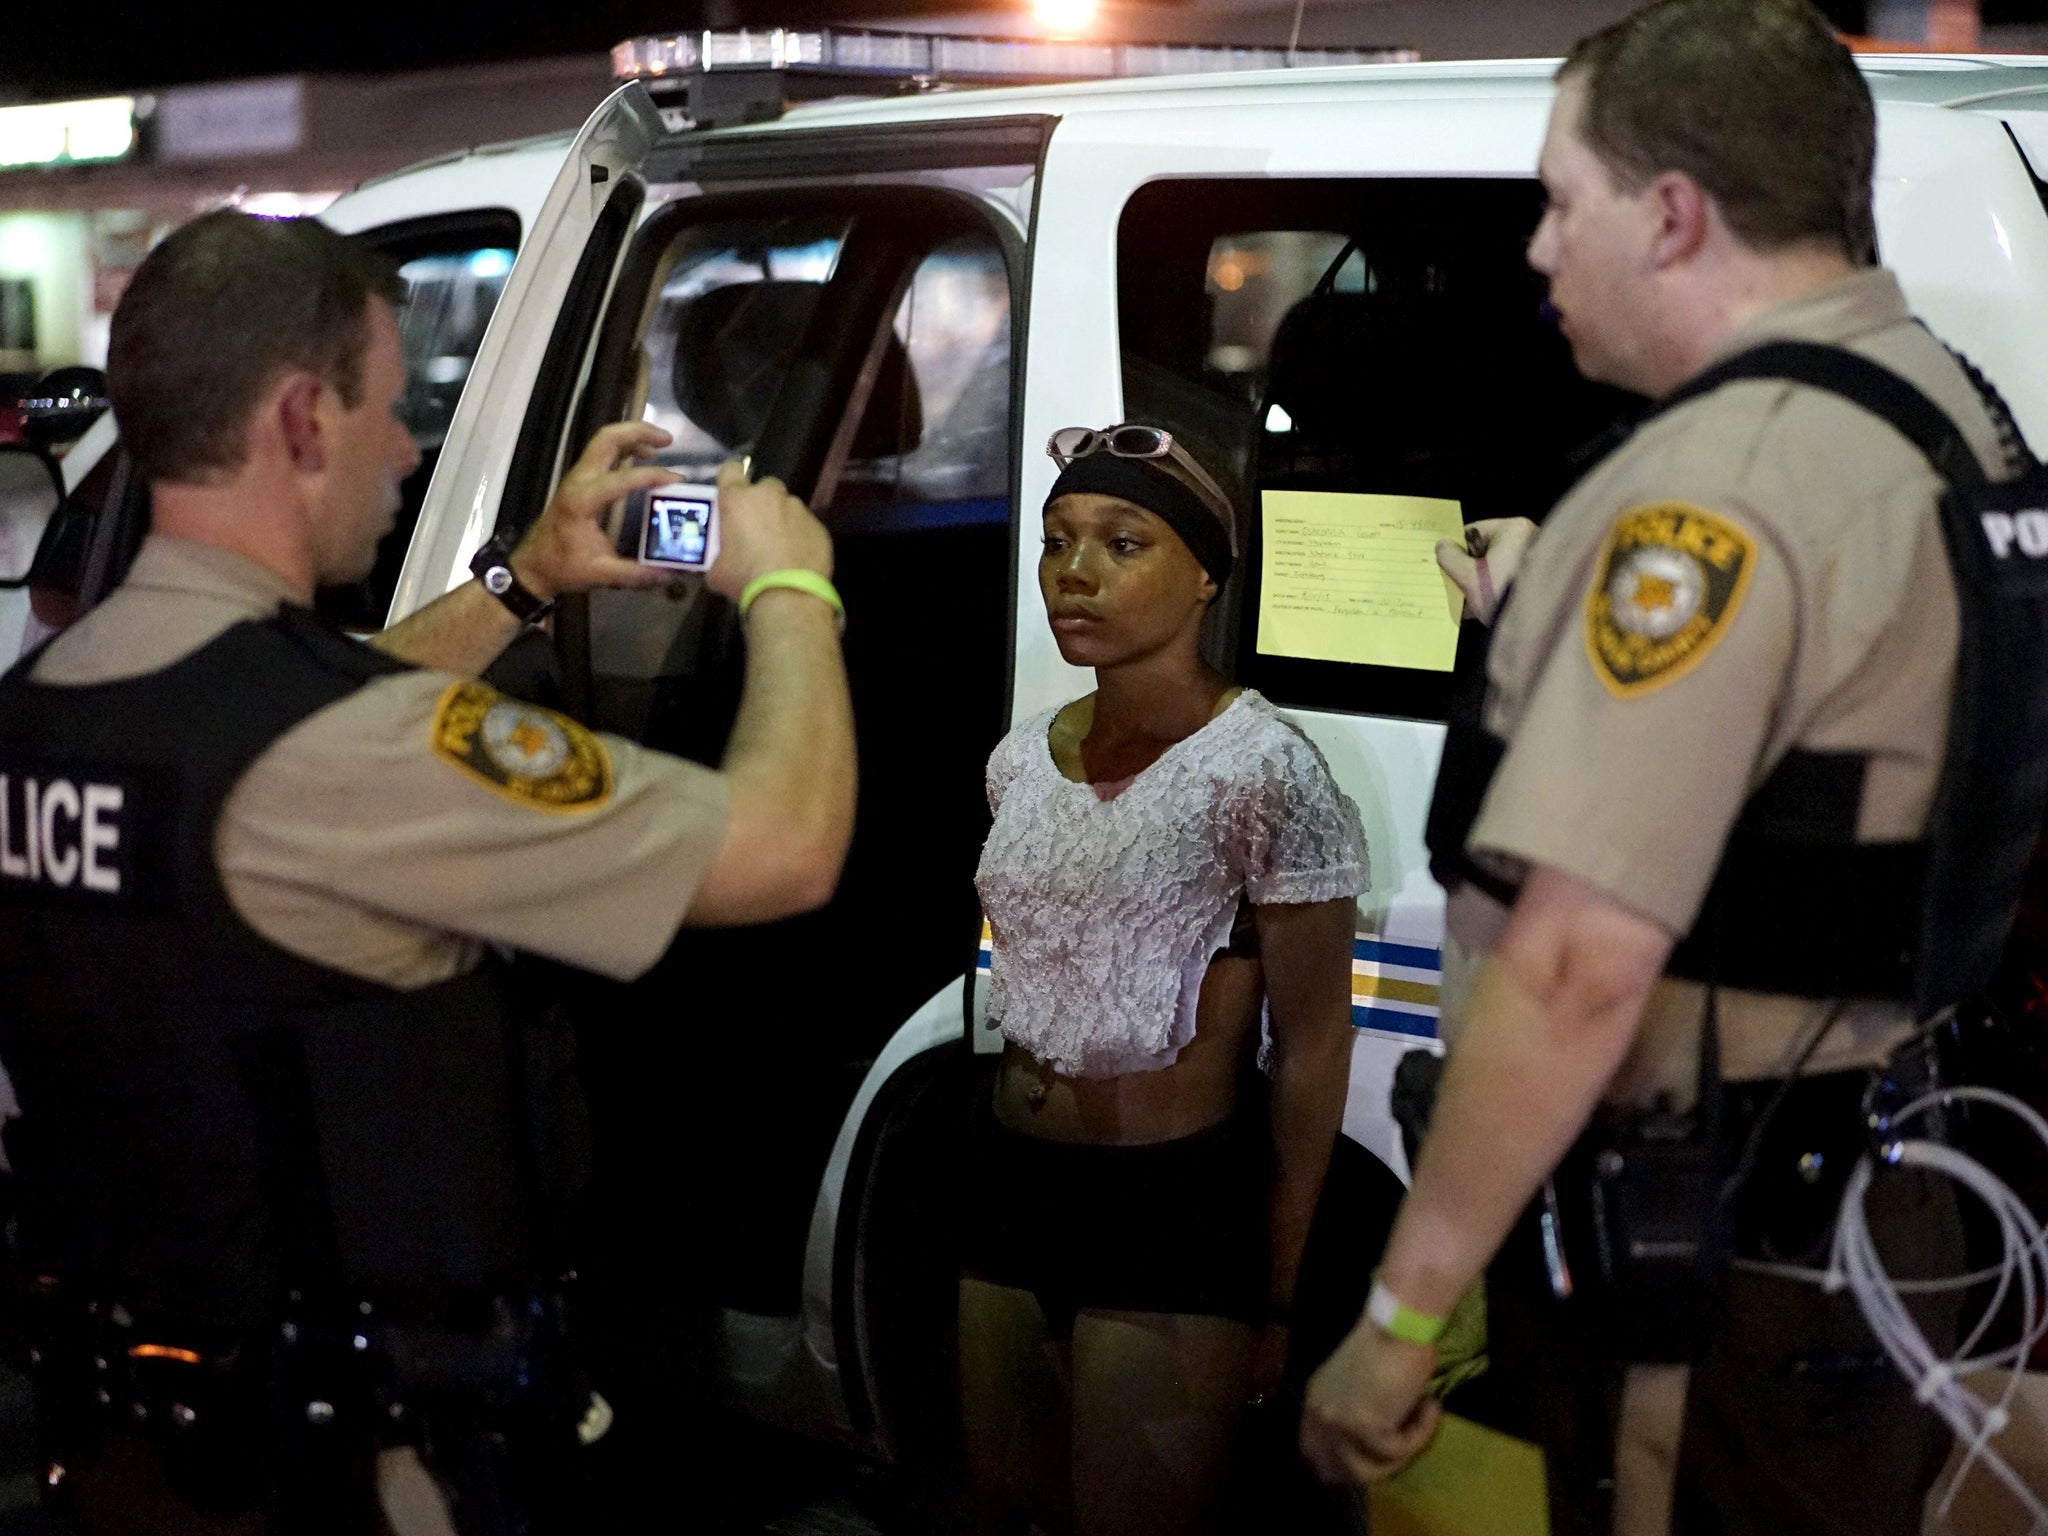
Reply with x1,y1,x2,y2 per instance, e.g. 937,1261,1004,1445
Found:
398,89,1052,1397
388,82,667,624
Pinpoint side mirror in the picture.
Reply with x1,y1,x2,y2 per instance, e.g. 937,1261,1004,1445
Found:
0,441,64,588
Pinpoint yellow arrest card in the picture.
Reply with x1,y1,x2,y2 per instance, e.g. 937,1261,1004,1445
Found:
1367,1412,1550,1536
1256,490,1467,672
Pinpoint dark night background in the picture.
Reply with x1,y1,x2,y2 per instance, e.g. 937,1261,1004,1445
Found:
3,1,942,95
0,0,2046,96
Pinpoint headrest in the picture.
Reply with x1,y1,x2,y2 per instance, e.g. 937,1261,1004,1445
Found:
668,280,921,459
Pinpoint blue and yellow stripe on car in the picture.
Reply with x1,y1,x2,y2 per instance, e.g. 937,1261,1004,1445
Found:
1351,936,1442,1042
979,923,1442,1042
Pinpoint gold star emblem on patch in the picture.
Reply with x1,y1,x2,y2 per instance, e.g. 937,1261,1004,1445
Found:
1585,503,1756,696
1629,572,1678,613
505,719,553,761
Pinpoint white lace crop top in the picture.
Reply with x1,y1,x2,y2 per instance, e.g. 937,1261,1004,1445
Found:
974,689,1369,1078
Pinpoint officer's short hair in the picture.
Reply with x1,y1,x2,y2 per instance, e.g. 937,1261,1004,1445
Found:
107,210,405,485
1559,0,1877,263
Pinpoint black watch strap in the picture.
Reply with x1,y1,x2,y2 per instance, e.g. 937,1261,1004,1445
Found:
469,533,553,623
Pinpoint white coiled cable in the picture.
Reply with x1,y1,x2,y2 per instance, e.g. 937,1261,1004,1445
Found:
1826,1086,2048,1527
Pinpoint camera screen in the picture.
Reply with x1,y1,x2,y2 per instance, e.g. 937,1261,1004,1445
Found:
641,490,715,571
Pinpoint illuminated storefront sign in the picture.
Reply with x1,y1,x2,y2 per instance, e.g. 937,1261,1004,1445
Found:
156,80,303,162
0,98,136,170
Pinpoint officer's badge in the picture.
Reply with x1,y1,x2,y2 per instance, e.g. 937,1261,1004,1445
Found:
430,682,612,810
1584,502,1756,697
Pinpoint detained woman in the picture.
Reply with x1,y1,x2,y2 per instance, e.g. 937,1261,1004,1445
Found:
961,423,1369,1536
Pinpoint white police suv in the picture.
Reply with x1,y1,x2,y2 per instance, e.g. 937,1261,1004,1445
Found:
28,30,2048,1463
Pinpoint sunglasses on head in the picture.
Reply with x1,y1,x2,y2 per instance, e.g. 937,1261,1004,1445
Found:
1045,423,1236,525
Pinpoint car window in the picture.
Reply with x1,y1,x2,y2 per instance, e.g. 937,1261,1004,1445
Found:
636,220,1010,518
1118,178,1637,720
598,214,1014,704
827,234,1012,528
393,244,516,452
640,214,852,473
317,215,520,631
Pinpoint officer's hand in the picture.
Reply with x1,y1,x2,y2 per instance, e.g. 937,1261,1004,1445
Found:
704,460,833,604
510,421,682,600
1300,1318,1440,1486
1434,516,1538,626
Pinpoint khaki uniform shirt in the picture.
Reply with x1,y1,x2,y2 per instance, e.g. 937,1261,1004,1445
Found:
30,535,731,988
1444,270,2016,1099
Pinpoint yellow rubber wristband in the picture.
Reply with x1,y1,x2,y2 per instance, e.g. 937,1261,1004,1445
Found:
1367,1277,1447,1346
738,568,844,624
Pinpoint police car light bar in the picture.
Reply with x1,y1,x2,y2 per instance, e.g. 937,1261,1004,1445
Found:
612,26,1418,88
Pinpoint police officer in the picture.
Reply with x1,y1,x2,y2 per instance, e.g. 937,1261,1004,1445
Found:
1300,3,2028,1532
0,211,853,1531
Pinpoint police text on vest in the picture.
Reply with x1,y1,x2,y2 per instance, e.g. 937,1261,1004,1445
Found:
1981,509,2048,559
0,774,122,893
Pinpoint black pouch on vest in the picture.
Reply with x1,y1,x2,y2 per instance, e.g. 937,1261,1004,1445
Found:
1557,1013,1734,1363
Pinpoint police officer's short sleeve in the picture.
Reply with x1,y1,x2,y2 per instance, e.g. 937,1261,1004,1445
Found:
1469,501,1797,935
221,670,730,982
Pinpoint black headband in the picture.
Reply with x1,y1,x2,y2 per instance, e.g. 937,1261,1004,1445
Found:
1044,453,1236,585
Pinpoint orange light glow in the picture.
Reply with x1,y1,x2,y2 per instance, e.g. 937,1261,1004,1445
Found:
1033,0,1098,37
128,1344,204,1365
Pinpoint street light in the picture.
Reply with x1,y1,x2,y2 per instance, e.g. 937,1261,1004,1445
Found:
1033,0,1098,37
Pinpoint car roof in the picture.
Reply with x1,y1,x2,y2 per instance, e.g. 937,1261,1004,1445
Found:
352,52,2048,193
743,51,2048,127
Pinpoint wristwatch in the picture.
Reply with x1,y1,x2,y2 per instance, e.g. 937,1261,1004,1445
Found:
469,533,553,624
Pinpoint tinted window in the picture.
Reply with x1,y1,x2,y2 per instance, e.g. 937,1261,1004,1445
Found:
638,220,1011,525
640,214,852,474
393,244,515,450
828,234,1012,528
1118,179,1637,719
594,213,1014,740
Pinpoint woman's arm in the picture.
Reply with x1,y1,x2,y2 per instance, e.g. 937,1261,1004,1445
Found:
1255,896,1359,1320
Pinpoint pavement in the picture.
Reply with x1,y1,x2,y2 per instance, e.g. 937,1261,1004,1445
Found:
0,1364,888,1534
0,1367,63,1535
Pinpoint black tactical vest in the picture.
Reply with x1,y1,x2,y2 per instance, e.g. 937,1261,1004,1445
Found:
1427,341,2048,1020
0,607,536,1336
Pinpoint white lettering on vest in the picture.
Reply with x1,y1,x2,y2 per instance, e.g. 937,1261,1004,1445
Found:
81,784,122,894
22,778,37,883
1984,511,2017,558
38,778,79,888
2019,510,2048,559
0,774,124,894
0,774,23,880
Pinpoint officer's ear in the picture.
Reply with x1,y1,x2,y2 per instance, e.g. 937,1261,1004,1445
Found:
274,370,328,475
1644,169,1713,272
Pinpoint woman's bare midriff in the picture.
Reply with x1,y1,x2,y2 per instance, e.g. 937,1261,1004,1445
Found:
992,950,1266,1144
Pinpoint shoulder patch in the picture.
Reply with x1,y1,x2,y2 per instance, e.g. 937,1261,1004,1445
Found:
430,682,613,812
1583,502,1756,697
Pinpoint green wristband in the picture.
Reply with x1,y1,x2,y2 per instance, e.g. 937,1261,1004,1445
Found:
738,568,844,625
1367,1277,1447,1346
